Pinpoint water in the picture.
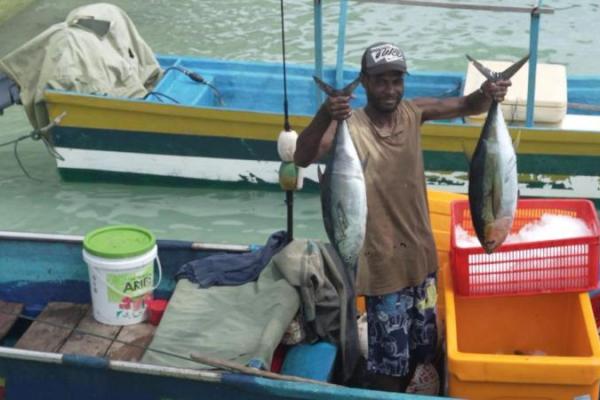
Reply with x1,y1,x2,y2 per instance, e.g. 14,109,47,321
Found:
0,0,598,244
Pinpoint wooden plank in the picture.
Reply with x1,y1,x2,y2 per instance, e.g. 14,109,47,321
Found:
106,323,156,362
0,301,24,340
60,308,121,357
15,302,88,352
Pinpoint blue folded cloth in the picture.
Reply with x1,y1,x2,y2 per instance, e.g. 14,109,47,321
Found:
175,230,288,288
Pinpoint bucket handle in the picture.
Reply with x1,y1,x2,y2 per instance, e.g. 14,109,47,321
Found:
91,256,163,299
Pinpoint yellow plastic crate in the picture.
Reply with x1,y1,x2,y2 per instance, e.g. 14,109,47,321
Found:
428,189,467,322
445,265,600,399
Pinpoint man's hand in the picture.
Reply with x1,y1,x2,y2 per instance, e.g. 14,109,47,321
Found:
481,79,511,102
325,94,354,121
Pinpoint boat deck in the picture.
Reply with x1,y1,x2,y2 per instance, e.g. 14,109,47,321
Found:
0,300,155,362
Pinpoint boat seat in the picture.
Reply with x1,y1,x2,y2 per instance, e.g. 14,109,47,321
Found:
464,60,567,124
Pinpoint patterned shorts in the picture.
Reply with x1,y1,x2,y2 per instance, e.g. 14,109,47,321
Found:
365,273,438,377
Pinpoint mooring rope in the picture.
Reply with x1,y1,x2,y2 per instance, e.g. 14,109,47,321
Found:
0,112,66,181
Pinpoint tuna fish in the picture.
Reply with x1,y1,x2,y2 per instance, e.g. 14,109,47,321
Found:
313,75,367,275
467,54,529,253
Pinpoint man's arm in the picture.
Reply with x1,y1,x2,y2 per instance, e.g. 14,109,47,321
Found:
294,94,352,167
415,79,511,123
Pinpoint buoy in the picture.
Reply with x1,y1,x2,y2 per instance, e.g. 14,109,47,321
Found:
279,161,298,191
277,129,298,162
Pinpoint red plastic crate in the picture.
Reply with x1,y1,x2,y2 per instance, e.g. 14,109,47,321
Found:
450,199,599,297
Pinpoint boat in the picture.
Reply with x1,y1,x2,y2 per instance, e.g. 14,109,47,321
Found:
0,230,413,400
0,189,465,399
0,2,599,204
0,233,453,400
2,185,599,399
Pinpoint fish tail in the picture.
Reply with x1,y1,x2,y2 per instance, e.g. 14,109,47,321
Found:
313,76,336,97
313,75,361,96
466,54,530,81
499,54,530,80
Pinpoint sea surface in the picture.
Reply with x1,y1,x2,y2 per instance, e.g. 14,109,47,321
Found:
0,0,598,245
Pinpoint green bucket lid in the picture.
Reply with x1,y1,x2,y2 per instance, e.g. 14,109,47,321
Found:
83,225,156,259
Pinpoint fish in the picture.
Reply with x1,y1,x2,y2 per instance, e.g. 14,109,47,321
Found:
467,54,529,254
313,75,367,275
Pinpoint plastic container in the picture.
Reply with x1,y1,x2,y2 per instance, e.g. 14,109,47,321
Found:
148,299,169,326
450,199,599,297
83,225,161,325
463,60,567,124
444,265,600,399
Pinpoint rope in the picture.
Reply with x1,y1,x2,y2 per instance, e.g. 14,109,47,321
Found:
0,112,66,180
147,66,224,106
355,0,554,14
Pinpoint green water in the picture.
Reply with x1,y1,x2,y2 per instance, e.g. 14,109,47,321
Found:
0,0,598,244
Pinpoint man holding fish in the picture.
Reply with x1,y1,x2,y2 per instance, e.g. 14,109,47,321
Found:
294,42,512,392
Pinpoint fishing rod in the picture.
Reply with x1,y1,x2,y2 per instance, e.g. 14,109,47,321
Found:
279,0,295,244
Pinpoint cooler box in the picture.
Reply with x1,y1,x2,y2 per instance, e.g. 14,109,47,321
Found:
445,266,600,399
463,59,567,124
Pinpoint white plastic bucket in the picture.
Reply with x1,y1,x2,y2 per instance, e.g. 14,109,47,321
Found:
83,246,162,325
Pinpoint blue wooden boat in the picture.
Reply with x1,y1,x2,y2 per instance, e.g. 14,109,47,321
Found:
0,229,445,400
0,2,599,205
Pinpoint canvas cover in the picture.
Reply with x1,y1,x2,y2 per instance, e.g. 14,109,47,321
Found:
0,3,161,129
143,239,359,382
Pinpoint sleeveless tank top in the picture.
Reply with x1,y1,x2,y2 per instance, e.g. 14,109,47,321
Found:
347,100,438,295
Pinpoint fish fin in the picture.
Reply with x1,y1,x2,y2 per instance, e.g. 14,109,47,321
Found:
461,141,472,163
466,55,495,80
499,54,530,80
341,76,361,96
313,76,336,97
317,165,323,184
512,130,521,151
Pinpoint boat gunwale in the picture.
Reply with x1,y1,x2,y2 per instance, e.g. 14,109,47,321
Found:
0,230,252,253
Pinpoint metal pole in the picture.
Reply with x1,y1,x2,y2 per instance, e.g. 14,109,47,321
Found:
336,0,349,89
355,0,554,14
314,0,324,106
526,0,542,127
286,191,294,242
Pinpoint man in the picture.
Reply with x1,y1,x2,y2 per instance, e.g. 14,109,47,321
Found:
294,42,510,392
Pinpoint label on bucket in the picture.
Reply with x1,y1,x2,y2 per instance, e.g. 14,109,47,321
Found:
103,263,153,321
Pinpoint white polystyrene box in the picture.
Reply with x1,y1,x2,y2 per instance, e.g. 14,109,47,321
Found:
463,60,567,124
